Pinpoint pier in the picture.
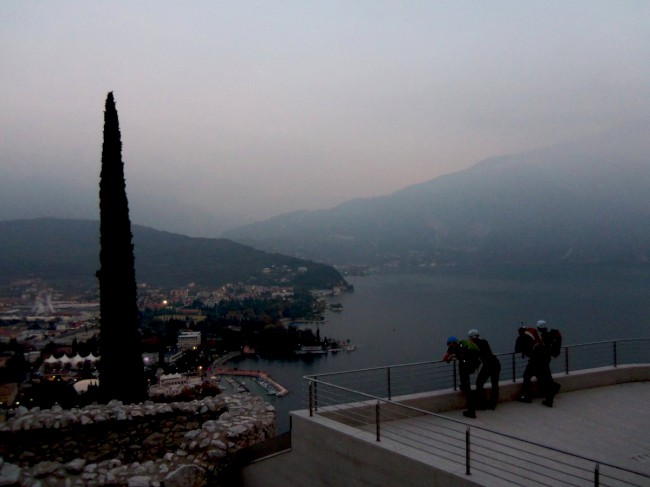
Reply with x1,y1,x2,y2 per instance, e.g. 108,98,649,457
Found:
212,368,289,397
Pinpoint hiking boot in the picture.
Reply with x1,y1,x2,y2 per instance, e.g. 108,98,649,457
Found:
542,399,553,408
517,396,532,403
462,410,476,418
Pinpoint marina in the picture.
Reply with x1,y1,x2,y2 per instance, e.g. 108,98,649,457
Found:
212,368,289,397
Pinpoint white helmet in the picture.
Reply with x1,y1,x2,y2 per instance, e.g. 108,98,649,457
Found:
467,328,480,338
536,320,547,330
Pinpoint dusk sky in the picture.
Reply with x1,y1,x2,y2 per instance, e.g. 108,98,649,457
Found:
2,1,649,235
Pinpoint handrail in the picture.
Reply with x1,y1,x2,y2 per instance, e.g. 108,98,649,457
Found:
305,337,646,381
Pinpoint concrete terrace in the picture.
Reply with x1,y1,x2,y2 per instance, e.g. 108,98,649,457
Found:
239,359,650,487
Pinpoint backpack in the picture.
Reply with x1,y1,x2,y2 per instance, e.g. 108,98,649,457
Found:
543,329,563,358
515,327,542,357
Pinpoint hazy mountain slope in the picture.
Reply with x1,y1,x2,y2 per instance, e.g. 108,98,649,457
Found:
224,123,650,266
0,218,347,292
0,177,250,238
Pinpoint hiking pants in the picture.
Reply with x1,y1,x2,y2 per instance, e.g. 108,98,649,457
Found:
476,358,501,408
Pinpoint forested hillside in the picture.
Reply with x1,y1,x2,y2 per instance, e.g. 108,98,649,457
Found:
0,218,348,292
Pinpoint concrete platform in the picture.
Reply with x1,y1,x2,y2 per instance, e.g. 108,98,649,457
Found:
437,381,650,477
240,367,650,486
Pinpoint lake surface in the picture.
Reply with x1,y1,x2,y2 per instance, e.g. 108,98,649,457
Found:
227,264,650,433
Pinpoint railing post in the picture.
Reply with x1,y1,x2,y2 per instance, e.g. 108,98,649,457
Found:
314,378,318,412
376,401,381,441
465,427,471,475
565,346,569,375
453,360,458,391
594,462,600,486
308,381,314,416
387,367,392,400
512,353,517,382
613,341,618,368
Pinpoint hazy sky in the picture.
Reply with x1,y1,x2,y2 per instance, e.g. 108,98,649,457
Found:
2,1,649,232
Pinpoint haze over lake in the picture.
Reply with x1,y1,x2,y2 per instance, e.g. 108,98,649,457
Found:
230,265,650,433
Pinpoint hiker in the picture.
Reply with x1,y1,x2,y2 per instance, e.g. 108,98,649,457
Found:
443,335,481,418
514,321,558,407
467,328,501,410
537,320,563,402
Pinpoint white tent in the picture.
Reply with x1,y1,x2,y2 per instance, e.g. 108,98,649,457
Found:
44,355,59,365
70,354,85,368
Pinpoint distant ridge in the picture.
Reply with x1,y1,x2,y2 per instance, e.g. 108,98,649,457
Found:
224,123,650,266
0,218,347,292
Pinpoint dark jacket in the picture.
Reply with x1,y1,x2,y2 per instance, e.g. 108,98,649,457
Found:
471,337,499,367
444,339,481,373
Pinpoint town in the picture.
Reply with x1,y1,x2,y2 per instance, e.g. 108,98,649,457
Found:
0,277,352,414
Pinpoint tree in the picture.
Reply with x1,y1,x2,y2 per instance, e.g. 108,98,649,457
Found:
96,92,146,403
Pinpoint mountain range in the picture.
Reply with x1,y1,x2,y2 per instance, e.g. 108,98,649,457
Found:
0,219,347,294
224,123,650,266
3,124,648,275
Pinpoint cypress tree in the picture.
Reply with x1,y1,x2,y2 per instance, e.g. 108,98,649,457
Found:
97,92,146,403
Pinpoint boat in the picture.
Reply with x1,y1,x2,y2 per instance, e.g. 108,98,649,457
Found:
329,303,344,312
295,346,328,355
225,376,248,393
254,377,277,395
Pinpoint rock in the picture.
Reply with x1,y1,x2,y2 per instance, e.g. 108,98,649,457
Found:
142,432,165,449
227,425,248,437
14,406,29,417
207,449,226,460
0,462,21,486
210,439,227,451
32,461,63,479
127,475,151,487
65,458,86,474
184,430,201,440
163,465,206,487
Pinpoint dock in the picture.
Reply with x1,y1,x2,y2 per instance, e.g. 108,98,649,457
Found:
213,368,289,397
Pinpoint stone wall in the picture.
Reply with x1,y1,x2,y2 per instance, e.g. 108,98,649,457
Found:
0,393,275,486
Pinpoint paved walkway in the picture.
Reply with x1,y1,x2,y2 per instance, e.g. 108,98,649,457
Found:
370,382,650,486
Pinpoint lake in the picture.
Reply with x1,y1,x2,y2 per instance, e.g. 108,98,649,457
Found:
227,264,650,433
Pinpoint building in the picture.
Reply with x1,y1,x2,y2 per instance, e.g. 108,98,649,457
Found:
177,330,201,350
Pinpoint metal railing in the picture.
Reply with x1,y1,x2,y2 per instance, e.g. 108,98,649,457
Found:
303,338,650,487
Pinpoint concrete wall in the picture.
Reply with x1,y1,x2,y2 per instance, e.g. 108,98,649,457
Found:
241,412,483,487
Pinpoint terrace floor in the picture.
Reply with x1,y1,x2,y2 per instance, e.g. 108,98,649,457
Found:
240,377,650,487
366,381,650,485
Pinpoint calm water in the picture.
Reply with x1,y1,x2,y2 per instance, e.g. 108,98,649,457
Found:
228,264,650,433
